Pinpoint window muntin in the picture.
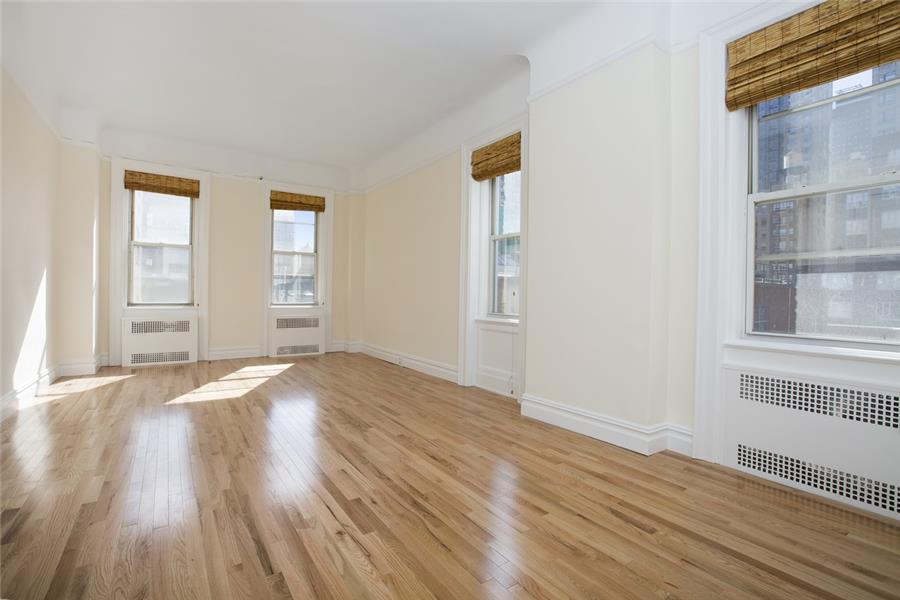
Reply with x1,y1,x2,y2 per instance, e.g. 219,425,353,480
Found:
129,190,193,305
272,209,317,305
490,171,521,316
750,60,900,345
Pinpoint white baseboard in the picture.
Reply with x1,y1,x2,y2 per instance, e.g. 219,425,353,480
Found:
208,346,263,361
520,393,693,456
1,366,59,419
360,343,457,383
327,340,347,352
346,341,364,353
98,353,110,367
57,358,100,377
477,366,515,397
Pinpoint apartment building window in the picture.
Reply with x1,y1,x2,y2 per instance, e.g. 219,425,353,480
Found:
268,190,325,306
127,183,196,305
271,209,318,305
749,59,900,344
490,171,521,316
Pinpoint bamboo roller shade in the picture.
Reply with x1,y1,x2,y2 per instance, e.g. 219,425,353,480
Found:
270,190,326,212
471,132,521,182
726,0,900,111
124,170,200,197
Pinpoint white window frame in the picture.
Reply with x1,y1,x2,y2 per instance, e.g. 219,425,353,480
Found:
270,208,319,306
260,181,334,353
458,115,528,393
745,82,900,347
694,4,900,463
109,158,210,365
488,174,522,318
127,189,197,306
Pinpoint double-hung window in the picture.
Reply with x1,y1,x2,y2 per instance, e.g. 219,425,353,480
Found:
271,209,318,305
749,59,900,344
490,171,521,316
129,190,194,305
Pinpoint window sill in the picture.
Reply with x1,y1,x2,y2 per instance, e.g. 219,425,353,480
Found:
268,304,323,310
723,337,900,365
476,316,519,326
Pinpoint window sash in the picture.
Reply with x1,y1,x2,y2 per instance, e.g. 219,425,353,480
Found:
128,192,195,306
747,105,900,345
271,211,319,306
489,234,520,317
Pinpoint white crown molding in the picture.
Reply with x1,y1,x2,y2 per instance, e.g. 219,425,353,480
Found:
359,68,529,192
101,129,349,191
521,393,693,457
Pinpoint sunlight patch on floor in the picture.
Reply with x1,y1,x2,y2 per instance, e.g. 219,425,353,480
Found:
166,364,293,404
19,374,134,409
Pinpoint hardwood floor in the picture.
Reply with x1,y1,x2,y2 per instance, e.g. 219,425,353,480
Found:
1,353,898,600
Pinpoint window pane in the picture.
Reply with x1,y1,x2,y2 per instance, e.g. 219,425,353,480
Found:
133,191,191,244
493,171,521,235
272,253,316,304
273,210,316,252
492,237,520,315
756,61,900,193
753,185,900,343
131,245,191,304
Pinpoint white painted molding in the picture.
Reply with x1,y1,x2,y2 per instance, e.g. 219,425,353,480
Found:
521,393,693,456
57,358,100,378
98,353,110,368
477,366,515,398
208,346,264,361
346,341,365,353
360,343,457,383
327,341,346,353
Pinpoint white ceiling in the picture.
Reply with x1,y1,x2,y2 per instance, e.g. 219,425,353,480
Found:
2,2,588,173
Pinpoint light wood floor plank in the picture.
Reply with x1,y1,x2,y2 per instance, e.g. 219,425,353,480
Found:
1,353,898,599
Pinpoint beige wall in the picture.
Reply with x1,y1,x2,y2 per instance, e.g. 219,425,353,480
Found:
525,44,698,428
2,71,61,397
97,159,111,359
208,176,266,351
363,152,460,366
347,194,366,344
55,144,102,366
331,193,351,342
666,47,699,427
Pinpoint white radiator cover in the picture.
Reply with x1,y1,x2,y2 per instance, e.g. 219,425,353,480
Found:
122,317,198,367
268,314,324,357
722,367,899,519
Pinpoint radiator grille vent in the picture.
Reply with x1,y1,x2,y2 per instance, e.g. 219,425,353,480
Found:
276,345,319,356
276,317,319,329
131,320,191,334
131,351,191,365
739,374,899,429
737,444,897,513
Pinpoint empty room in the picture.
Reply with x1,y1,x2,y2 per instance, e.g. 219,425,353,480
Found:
2,1,899,598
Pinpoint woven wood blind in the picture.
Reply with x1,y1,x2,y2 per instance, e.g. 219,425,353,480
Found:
124,170,200,197
471,132,521,182
270,190,326,212
726,0,900,111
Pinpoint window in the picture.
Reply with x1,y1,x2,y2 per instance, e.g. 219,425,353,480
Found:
129,190,193,304
750,60,900,344
490,171,521,316
271,209,317,305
